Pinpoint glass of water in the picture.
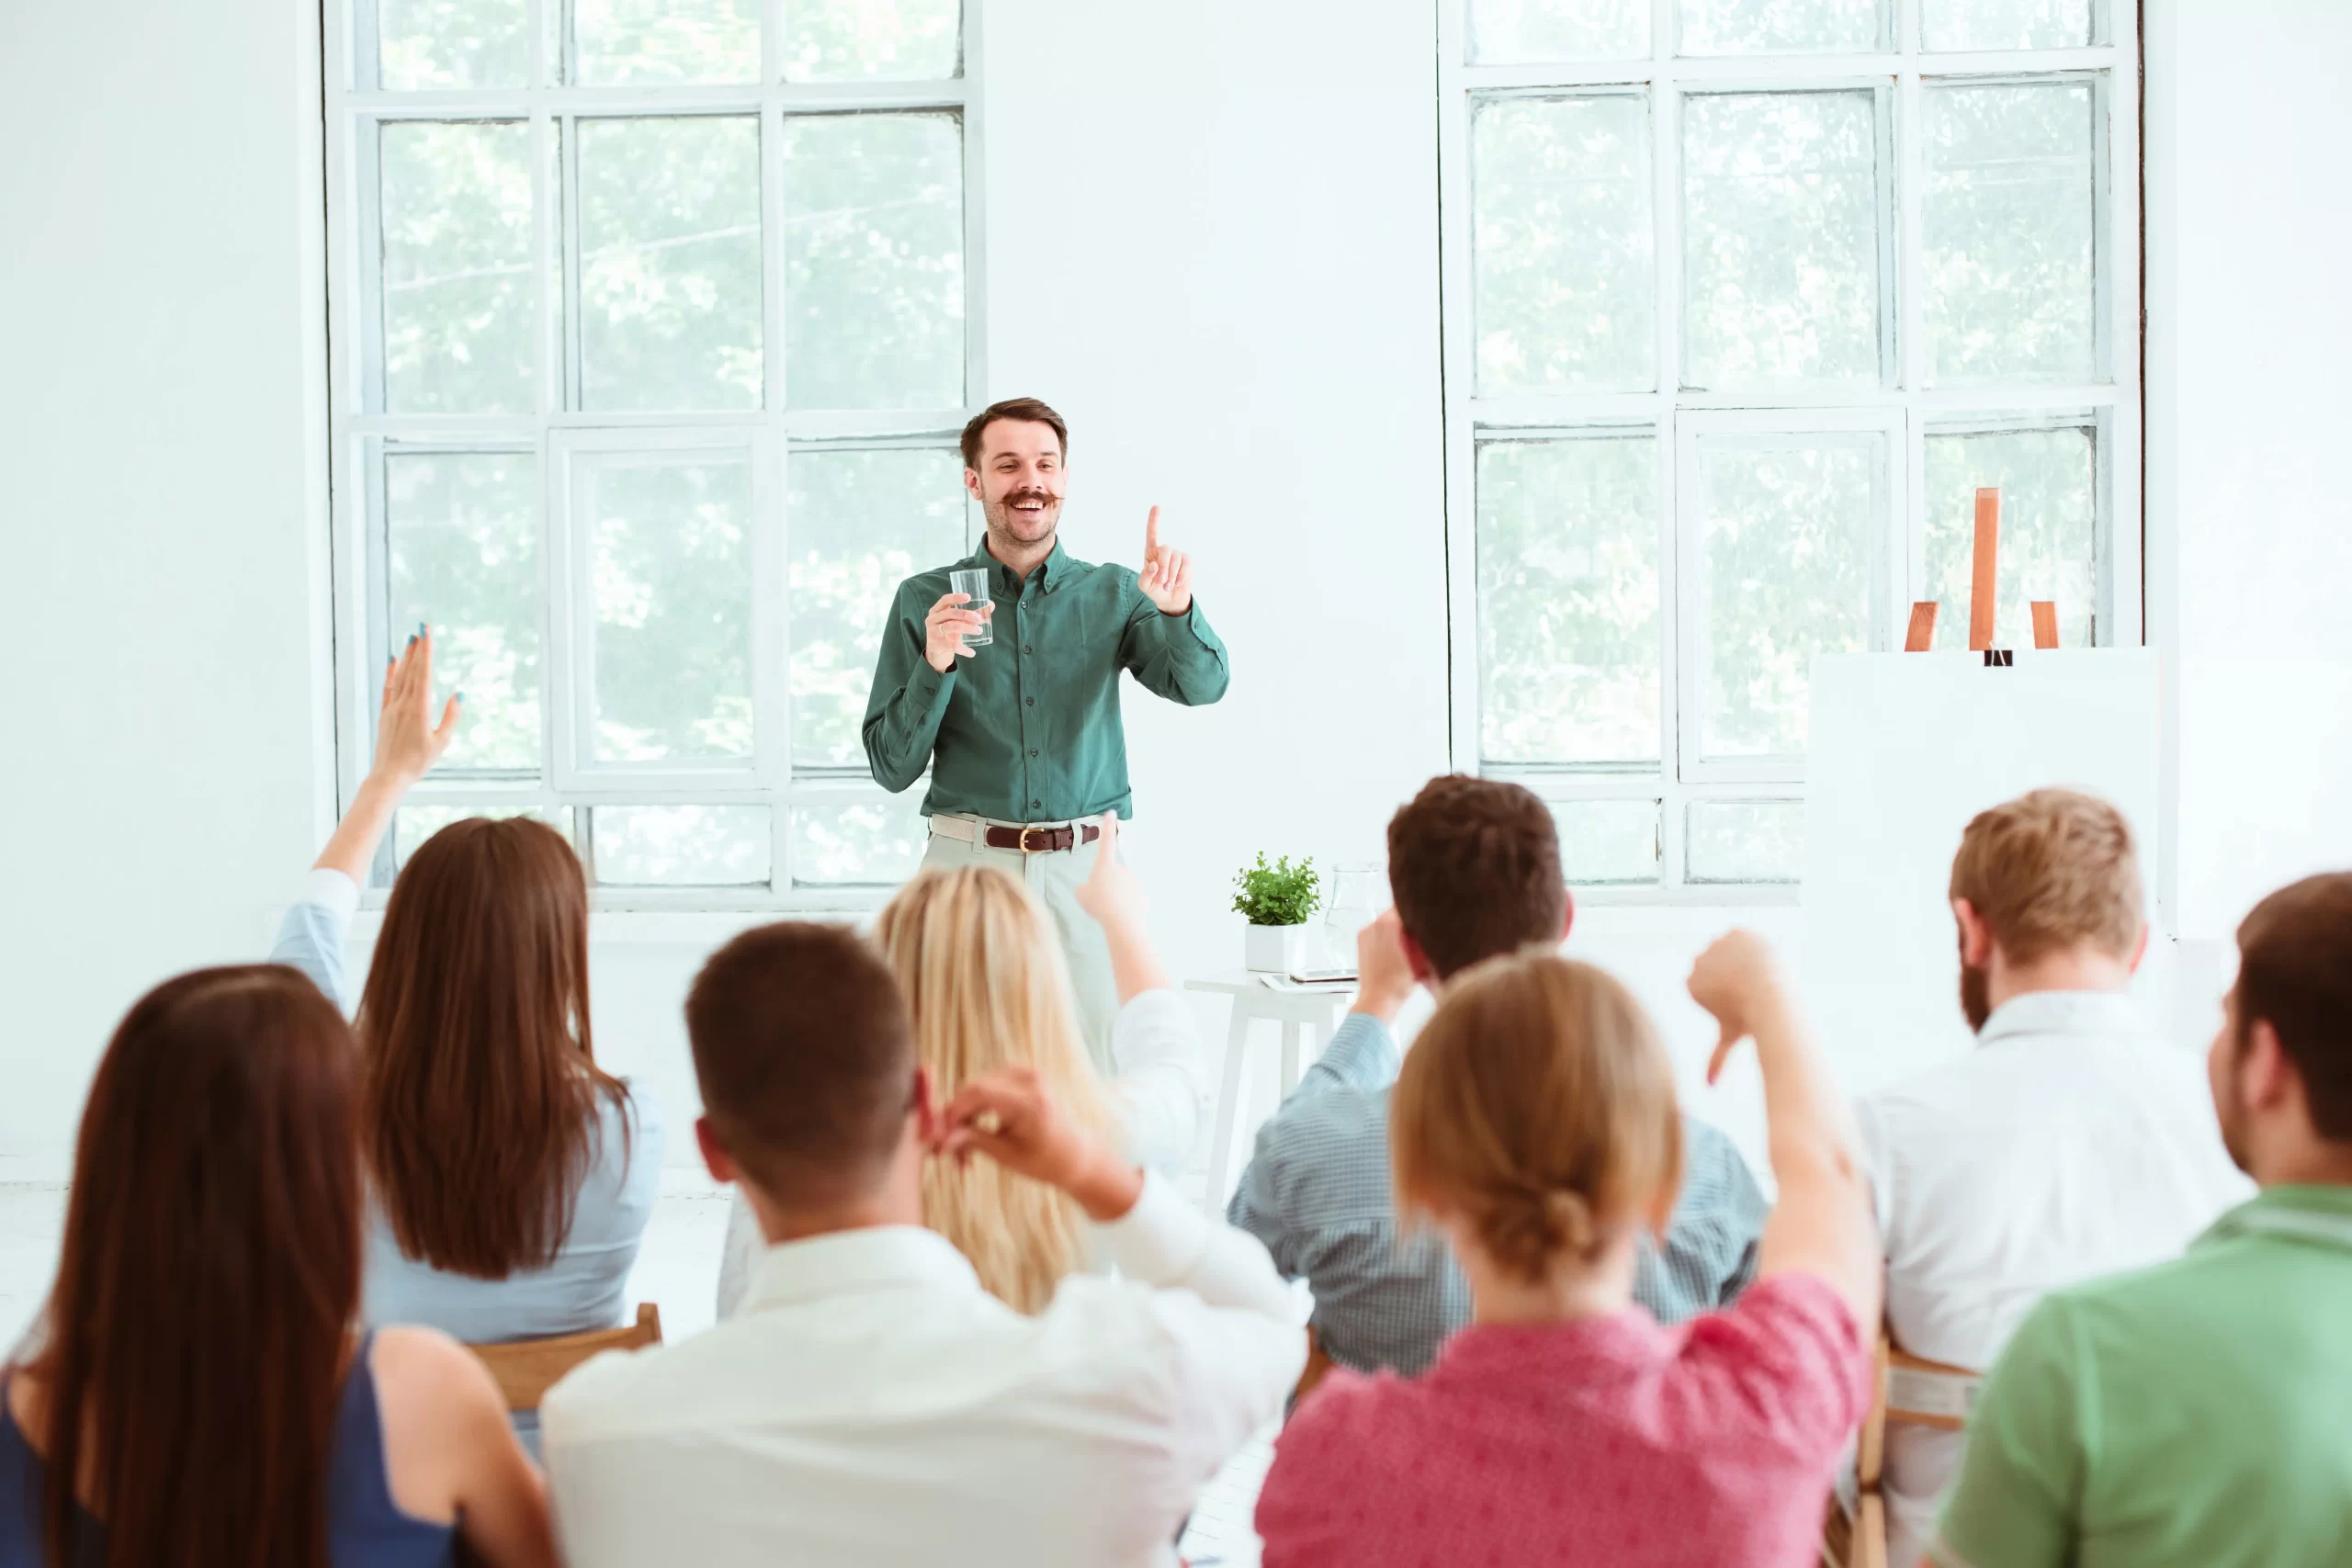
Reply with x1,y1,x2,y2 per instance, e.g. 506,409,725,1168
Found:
947,568,993,648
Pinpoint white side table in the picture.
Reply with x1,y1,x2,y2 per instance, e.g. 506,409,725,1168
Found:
1184,971,1353,1212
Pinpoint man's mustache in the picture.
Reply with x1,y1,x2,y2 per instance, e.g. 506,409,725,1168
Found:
1002,490,1060,509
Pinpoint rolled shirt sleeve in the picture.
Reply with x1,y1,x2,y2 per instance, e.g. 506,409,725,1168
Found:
270,867,360,1010
1117,592,1229,707
862,580,958,794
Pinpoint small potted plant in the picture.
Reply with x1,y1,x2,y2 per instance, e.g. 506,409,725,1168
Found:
1232,852,1321,974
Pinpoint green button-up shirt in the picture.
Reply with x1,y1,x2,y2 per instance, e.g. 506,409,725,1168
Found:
1932,1183,2352,1568
862,540,1230,823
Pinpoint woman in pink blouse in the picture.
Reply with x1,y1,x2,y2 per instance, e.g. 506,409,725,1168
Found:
1255,933,1878,1568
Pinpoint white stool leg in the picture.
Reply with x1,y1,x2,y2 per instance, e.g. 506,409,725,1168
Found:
1281,1020,1303,1097
1205,1002,1253,1214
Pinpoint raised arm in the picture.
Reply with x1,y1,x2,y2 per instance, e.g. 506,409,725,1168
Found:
271,628,459,1004
935,1065,1295,1322
1071,813,1170,1002
1686,931,1879,1326
862,581,984,791
1118,507,1229,706
317,626,462,883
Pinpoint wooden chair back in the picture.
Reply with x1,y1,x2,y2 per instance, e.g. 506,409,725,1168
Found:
469,1303,663,1412
1836,1334,1980,1568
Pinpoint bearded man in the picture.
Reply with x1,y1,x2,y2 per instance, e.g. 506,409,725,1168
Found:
863,398,1228,1061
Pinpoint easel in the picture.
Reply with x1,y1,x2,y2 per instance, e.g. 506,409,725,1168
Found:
1902,488,2060,660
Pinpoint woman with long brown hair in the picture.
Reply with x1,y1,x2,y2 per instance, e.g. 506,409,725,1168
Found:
0,965,554,1568
714,812,1206,1316
270,631,662,1359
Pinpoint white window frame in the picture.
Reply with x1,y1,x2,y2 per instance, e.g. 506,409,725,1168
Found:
322,0,988,909
1439,0,2142,903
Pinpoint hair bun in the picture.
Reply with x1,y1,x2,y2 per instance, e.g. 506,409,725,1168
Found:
1479,1180,1599,1279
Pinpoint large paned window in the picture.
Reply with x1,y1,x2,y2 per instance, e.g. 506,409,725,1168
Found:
324,0,980,903
1442,0,2139,896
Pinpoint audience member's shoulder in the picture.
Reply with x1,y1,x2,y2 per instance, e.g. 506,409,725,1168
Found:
1674,1274,1871,1452
540,1328,690,1439
1280,1366,1415,1463
372,1322,493,1398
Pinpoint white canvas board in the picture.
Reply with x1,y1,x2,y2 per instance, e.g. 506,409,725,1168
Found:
1801,649,2162,1099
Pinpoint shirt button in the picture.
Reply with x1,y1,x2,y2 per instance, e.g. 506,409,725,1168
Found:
1023,645,1033,653
1029,749,1038,758
1031,799,1041,809
1025,696,1035,706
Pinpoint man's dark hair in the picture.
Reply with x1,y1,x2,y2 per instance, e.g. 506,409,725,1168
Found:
1385,775,1569,981
685,922,915,1205
961,397,1069,469
2234,872,2352,1142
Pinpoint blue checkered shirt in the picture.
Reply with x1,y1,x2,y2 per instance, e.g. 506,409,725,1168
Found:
1227,1012,1769,1377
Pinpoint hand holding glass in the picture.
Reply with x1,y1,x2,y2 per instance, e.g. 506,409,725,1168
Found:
948,568,994,648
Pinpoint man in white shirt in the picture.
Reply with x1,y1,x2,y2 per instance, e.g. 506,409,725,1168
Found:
1849,788,2250,1568
543,921,1304,1568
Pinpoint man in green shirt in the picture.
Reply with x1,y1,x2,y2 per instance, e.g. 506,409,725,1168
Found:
863,397,1229,1060
1930,872,2352,1568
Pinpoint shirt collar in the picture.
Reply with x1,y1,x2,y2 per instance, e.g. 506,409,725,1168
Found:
1975,989,2144,1048
966,537,1069,595
2195,1185,2352,1255
738,1224,983,1314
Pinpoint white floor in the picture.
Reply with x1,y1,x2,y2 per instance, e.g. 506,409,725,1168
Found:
0,1182,1275,1567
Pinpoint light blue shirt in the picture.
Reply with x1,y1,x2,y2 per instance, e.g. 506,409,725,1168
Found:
271,870,664,1347
1228,1012,1768,1377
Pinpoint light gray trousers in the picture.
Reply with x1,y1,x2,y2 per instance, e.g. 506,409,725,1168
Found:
921,818,1117,1073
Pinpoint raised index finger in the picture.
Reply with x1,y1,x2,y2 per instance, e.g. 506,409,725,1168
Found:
1144,504,1160,558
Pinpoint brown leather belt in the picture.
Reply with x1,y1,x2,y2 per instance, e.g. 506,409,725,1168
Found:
982,823,1102,853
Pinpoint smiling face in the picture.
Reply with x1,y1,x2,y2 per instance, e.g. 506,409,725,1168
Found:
965,418,1067,555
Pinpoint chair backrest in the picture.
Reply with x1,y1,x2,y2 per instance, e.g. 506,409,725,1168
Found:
469,1303,663,1412
1846,1334,1980,1568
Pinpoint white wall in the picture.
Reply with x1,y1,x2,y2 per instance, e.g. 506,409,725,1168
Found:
0,0,332,1176
2144,0,2352,1039
7,0,2351,1185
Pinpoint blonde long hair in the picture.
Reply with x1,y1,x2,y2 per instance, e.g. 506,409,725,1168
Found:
875,864,1123,1313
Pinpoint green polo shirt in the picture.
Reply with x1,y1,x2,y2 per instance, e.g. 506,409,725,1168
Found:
862,539,1230,824
1932,1184,2352,1568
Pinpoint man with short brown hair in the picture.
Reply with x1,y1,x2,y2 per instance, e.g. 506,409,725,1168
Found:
1849,788,2248,1567
1930,873,2352,1568
865,397,1229,1059
542,921,1302,1568
1227,774,1769,1379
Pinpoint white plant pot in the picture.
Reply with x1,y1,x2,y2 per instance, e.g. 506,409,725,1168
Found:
1245,923,1306,974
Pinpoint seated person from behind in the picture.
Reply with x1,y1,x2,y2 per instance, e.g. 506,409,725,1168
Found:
544,921,1300,1568
1229,774,1768,1375
0,965,552,1568
1932,873,2352,1568
1254,934,1879,1568
270,631,663,1372
715,813,1204,1318
1850,788,2247,1567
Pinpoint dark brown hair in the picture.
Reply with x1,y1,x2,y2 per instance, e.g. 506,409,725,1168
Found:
1950,787,2143,964
21,965,362,1568
2234,872,2352,1142
1393,953,1680,1282
1386,775,1571,979
960,397,1069,469
686,922,916,1206
357,817,628,1279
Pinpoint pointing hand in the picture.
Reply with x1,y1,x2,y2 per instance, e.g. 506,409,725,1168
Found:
1138,506,1193,615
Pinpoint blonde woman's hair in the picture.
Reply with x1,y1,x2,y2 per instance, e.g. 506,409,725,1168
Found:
1392,951,1682,1283
875,864,1122,1313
